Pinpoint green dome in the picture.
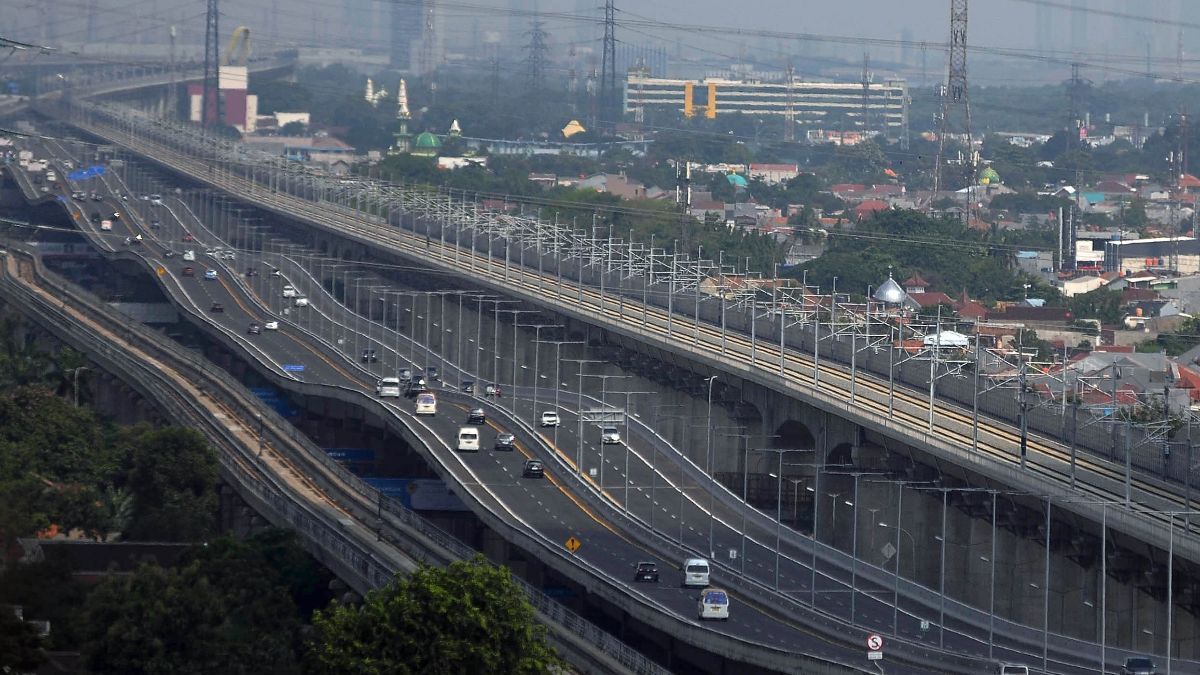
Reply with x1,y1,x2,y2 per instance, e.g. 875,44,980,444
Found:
414,131,442,149
979,167,1001,185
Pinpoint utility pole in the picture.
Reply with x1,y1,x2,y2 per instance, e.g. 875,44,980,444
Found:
860,52,871,137
784,61,796,143
600,0,617,127
933,0,973,215
202,0,220,125
167,25,178,120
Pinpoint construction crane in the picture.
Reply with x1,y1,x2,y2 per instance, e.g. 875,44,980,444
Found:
222,26,251,67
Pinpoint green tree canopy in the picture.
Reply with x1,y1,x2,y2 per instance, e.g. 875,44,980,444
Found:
307,556,560,675
121,427,218,542
82,531,315,674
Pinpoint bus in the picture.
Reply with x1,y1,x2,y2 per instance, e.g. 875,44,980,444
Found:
415,392,437,416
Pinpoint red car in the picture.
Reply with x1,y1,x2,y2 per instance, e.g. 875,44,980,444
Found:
182,233,194,242
182,266,195,277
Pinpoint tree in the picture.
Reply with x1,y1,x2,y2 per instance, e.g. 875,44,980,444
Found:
0,606,45,672
82,533,308,674
307,556,560,675
122,427,217,542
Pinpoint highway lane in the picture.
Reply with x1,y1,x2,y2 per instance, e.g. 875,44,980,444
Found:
31,145,935,674
34,136,1192,673
67,105,1200,549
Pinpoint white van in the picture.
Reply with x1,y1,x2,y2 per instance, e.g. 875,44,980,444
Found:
682,558,711,588
415,392,437,416
697,588,730,621
456,427,480,452
375,377,401,398
100,219,112,231
182,250,196,262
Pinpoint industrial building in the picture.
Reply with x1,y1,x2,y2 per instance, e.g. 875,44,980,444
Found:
624,75,908,136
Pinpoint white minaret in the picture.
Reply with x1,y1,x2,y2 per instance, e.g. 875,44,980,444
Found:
365,78,375,105
390,79,412,155
397,79,411,119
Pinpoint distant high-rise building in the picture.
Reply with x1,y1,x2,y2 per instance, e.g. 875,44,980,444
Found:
391,0,426,71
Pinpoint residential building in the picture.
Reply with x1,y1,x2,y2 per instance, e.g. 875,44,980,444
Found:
748,163,800,185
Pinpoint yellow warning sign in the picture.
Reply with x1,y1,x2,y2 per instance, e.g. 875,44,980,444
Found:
564,536,581,554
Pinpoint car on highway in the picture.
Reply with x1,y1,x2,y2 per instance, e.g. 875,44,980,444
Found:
293,296,309,307
361,349,378,363
1121,657,1157,675
282,285,297,298
203,269,217,280
426,366,439,381
182,232,194,242
633,562,659,583
89,211,101,223
522,459,545,479
460,380,474,394
71,191,85,200
696,588,730,621
601,427,621,444
149,193,163,205
376,377,401,398
209,302,224,313
467,408,486,424
163,250,176,258
398,368,412,382
456,427,480,452
111,211,121,221
204,248,217,257
998,665,1030,675
414,392,437,415
150,219,161,230
247,322,261,335
221,251,235,261
682,558,711,587
181,266,195,277
494,432,515,451
406,378,428,396
182,250,196,261
245,268,258,277
485,383,502,397
90,192,102,202
263,321,279,331
539,411,560,427
100,220,112,231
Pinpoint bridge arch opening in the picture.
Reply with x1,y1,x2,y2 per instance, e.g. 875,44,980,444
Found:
773,420,815,450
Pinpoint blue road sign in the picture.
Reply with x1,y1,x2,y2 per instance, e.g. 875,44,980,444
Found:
67,165,105,182
283,364,305,372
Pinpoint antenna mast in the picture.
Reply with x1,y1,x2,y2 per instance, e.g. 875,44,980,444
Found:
933,0,973,207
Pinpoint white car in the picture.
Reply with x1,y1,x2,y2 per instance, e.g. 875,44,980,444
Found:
601,427,621,444
263,321,279,331
221,251,235,261
282,285,297,298
203,269,217,280
697,588,730,621
293,296,309,307
539,411,560,427
204,248,217,257
376,377,401,398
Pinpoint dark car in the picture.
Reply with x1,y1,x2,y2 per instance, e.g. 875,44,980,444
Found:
467,408,486,424
163,250,176,258
210,302,224,313
90,192,103,202
247,322,261,335
1122,657,1157,675
149,219,161,230
406,378,428,396
522,459,545,479
426,366,439,381
361,349,378,363
461,380,475,394
494,432,516,451
89,211,101,223
181,266,195,276
634,562,660,583
245,268,258,277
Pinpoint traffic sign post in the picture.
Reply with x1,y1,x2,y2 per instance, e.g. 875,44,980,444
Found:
564,536,581,554
866,633,884,663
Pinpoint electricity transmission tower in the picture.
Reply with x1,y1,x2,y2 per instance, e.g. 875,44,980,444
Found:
524,16,549,96
202,0,220,125
600,0,618,127
933,0,973,203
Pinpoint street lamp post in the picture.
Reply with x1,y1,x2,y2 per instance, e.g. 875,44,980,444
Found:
562,359,605,476
705,375,718,556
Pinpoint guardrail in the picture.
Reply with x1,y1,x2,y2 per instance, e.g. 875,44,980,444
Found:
0,241,673,675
